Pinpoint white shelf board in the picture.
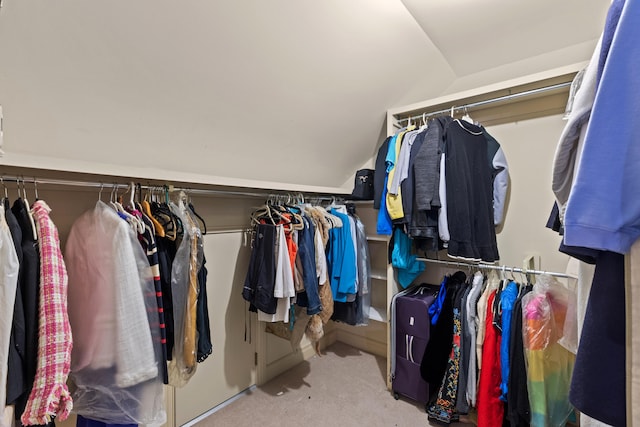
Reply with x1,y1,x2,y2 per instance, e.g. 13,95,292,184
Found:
0,153,352,195
369,306,387,323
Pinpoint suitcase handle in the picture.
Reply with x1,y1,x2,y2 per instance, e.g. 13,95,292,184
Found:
405,334,415,363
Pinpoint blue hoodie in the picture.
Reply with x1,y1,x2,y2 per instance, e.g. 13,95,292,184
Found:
564,0,640,254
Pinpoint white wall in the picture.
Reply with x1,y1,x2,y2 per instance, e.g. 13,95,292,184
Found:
488,114,569,274
0,0,455,189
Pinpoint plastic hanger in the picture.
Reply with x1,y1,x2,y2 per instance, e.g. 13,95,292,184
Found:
461,106,474,124
20,177,38,242
141,189,165,237
419,112,428,130
188,201,207,235
450,106,455,117
112,184,145,233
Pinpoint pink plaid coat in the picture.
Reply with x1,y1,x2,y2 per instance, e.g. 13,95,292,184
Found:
21,201,73,425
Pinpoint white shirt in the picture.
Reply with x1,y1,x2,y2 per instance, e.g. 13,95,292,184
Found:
466,271,484,407
314,227,328,285
258,225,295,323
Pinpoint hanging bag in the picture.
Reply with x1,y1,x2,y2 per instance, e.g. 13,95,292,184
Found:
351,169,375,200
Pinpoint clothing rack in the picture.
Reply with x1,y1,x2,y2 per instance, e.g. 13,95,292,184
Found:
0,174,341,201
417,257,577,280
394,81,572,126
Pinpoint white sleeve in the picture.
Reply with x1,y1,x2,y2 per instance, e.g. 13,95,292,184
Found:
492,147,509,226
438,153,450,243
315,227,328,285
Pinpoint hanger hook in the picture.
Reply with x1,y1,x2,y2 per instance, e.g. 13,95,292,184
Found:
98,183,104,201
22,176,28,200
1,176,6,199
33,177,38,200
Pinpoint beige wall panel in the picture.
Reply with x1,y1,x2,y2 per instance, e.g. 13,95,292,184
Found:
487,114,569,274
334,321,387,358
175,232,256,426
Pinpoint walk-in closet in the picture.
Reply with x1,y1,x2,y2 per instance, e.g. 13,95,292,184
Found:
1,1,637,426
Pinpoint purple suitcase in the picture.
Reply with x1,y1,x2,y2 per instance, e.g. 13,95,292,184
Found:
391,285,437,409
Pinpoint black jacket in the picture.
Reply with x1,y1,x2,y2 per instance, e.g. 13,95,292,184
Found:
5,199,27,405
11,199,40,414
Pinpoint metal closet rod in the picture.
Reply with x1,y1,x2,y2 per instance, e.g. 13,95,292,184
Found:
395,81,572,125
0,175,342,200
417,257,576,279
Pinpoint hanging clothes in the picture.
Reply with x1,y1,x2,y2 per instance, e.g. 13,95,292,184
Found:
522,275,576,427
167,199,203,386
454,283,473,415
507,284,533,427
563,0,640,254
10,198,41,419
0,206,19,427
420,271,466,396
443,120,499,262
353,213,371,326
137,213,169,384
391,227,425,288
499,280,518,402
21,201,73,426
427,282,466,424
257,225,295,323
243,223,278,314
196,255,212,363
476,290,503,427
327,208,357,303
476,270,501,372
410,118,445,251
66,200,164,425
5,199,27,410
464,271,484,408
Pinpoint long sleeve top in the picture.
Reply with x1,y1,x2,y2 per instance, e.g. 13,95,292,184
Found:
564,0,640,253
21,201,73,426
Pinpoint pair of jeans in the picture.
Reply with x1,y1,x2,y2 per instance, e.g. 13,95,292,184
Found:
295,217,322,315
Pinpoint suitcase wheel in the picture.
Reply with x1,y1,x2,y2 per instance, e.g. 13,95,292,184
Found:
393,392,399,400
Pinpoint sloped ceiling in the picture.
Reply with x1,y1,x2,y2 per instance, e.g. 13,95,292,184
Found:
401,0,610,77
0,0,610,190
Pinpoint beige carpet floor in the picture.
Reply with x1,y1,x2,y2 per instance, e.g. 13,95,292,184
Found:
195,341,475,427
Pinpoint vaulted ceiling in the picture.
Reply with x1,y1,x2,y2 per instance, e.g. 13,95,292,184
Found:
0,0,610,189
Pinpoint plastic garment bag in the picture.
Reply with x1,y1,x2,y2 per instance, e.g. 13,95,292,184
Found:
521,274,577,427
66,201,165,424
167,198,203,387
354,216,371,326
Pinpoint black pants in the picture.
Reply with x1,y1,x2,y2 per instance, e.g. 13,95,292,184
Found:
243,224,278,314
